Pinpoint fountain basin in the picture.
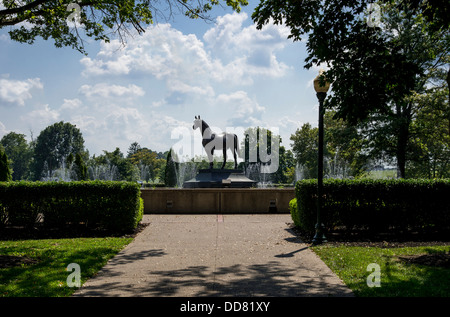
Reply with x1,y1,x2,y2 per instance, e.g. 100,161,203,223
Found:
140,187,294,214
182,169,257,188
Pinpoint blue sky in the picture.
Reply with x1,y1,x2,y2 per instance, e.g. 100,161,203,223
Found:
0,3,325,158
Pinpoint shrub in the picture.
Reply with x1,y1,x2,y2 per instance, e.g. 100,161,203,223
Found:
289,198,299,227
294,178,450,235
0,181,143,233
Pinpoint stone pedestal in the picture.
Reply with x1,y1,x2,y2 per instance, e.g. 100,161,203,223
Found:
183,169,256,188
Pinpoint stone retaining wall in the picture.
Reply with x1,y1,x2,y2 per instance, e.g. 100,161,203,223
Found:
140,188,295,214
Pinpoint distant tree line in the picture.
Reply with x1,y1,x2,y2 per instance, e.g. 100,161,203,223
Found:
1,121,300,186
0,121,168,183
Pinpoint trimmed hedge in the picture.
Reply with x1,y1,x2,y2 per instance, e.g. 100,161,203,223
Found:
0,181,143,233
292,179,450,235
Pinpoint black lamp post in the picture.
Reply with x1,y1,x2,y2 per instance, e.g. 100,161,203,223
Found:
312,70,330,245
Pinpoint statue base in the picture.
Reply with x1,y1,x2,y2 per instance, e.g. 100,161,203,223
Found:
183,169,257,188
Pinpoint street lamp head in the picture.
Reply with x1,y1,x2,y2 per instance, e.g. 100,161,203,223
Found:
313,70,330,93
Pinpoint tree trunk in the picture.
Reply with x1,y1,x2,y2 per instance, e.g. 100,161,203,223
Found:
447,68,450,136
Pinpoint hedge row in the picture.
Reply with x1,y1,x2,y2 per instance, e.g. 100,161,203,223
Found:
0,181,143,232
291,179,450,235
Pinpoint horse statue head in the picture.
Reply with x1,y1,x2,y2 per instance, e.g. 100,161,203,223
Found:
193,115,202,131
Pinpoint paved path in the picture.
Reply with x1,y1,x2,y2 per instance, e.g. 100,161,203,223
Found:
74,214,353,297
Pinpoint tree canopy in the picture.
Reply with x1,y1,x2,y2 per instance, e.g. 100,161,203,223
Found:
253,0,449,178
0,0,248,54
33,121,86,180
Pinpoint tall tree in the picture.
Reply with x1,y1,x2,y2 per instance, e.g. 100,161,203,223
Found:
127,142,141,158
0,132,33,180
73,152,88,180
407,85,450,178
0,0,247,54
253,0,449,178
0,146,12,181
32,121,85,180
290,123,319,179
128,146,165,182
164,148,178,187
94,147,138,181
290,111,369,179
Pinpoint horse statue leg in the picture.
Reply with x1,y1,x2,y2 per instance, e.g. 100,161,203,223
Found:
204,142,215,169
209,146,215,169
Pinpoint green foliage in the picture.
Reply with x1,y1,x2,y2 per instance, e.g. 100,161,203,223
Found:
0,132,33,180
253,1,449,178
32,121,86,181
128,144,166,182
290,123,318,179
74,153,88,180
289,198,299,227
294,178,450,235
0,148,12,182
290,111,369,179
164,149,178,187
0,181,143,232
0,0,248,54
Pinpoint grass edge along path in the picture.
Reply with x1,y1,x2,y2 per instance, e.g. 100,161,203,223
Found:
311,245,450,297
0,237,132,297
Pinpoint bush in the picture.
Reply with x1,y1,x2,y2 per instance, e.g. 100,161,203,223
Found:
289,198,299,227
294,178,450,235
0,181,143,233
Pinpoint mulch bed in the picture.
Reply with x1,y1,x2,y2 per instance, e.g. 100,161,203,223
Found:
397,253,450,268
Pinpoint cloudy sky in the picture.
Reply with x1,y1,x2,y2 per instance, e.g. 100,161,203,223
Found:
0,3,324,158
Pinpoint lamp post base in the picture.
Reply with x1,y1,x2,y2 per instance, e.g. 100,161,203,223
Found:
312,223,327,245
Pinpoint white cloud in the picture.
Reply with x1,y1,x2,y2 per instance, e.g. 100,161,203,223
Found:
20,104,59,128
79,13,291,94
60,98,83,111
217,91,265,127
70,114,100,135
0,77,43,106
79,83,145,99
203,12,290,79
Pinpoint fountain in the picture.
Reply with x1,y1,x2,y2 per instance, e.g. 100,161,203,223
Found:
88,163,119,181
183,167,257,188
244,162,273,188
140,117,294,213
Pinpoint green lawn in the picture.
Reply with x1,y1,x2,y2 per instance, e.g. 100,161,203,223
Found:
312,245,450,297
0,237,132,297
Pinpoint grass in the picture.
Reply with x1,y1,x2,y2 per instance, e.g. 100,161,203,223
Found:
0,237,132,297
363,169,397,179
311,245,450,297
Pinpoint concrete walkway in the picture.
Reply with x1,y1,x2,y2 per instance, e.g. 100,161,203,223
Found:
74,214,353,297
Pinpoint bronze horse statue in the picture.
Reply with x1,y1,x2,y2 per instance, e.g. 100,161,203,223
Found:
193,116,240,169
